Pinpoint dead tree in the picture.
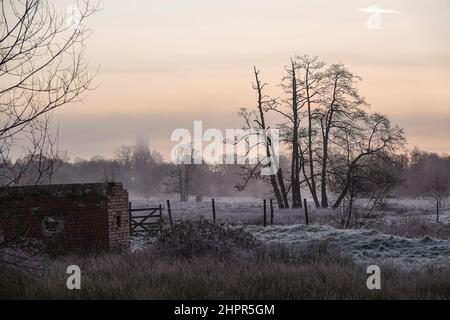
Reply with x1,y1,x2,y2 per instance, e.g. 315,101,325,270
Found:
236,67,289,209
271,59,304,208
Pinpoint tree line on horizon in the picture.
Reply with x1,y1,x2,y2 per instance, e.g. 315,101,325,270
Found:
4,143,447,205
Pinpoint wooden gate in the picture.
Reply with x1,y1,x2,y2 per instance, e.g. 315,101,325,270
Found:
128,203,163,236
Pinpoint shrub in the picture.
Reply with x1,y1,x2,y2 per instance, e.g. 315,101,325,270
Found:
155,218,261,259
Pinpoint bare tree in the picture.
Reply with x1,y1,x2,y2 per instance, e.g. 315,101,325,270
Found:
238,57,405,214
329,112,405,209
429,169,448,221
0,0,98,187
0,0,98,267
165,143,197,202
114,145,134,168
271,56,326,208
271,59,304,208
236,67,289,208
296,56,326,208
316,64,367,208
332,151,403,229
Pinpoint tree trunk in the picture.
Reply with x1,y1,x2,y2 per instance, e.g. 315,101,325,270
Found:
271,175,285,209
320,135,329,208
320,78,337,208
290,61,302,208
333,186,348,209
306,74,320,208
277,168,289,208
253,66,289,209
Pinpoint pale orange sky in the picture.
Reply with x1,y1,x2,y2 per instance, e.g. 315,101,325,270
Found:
54,0,450,160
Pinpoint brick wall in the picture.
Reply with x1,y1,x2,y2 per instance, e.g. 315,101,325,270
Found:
107,183,130,250
0,182,130,253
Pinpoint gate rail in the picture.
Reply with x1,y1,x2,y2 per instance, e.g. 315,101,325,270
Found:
128,203,162,236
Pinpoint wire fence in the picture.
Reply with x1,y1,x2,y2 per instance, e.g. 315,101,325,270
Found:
129,196,450,233
130,197,313,227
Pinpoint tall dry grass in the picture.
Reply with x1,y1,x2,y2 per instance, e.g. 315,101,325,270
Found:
1,220,449,299
373,215,450,239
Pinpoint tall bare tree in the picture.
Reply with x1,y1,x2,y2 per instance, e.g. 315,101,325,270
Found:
237,67,289,208
317,64,367,208
296,56,326,208
272,56,326,208
278,59,303,208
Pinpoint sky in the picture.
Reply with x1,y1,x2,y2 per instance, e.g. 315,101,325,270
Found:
53,0,450,161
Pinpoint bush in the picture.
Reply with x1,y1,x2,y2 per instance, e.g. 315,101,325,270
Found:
155,218,261,259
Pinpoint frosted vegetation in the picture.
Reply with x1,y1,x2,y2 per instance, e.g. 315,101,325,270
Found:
132,196,450,269
246,225,450,268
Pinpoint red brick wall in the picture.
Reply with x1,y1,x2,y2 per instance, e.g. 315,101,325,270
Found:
0,183,129,253
107,183,130,250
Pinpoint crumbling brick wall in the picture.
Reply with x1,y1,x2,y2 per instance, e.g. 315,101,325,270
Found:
107,183,130,250
0,182,130,253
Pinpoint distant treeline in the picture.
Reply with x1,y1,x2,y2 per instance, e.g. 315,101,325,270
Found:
8,145,445,200
47,145,271,199
399,148,450,198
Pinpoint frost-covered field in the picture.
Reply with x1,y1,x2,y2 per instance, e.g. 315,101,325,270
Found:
131,196,450,268
379,198,450,224
131,196,450,225
245,224,450,268
132,196,308,225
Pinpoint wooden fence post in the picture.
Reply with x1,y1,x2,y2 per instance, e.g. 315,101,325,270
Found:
263,199,267,227
159,204,163,233
167,200,173,228
270,199,274,225
212,198,216,223
303,198,309,225
128,201,133,236
437,201,440,223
